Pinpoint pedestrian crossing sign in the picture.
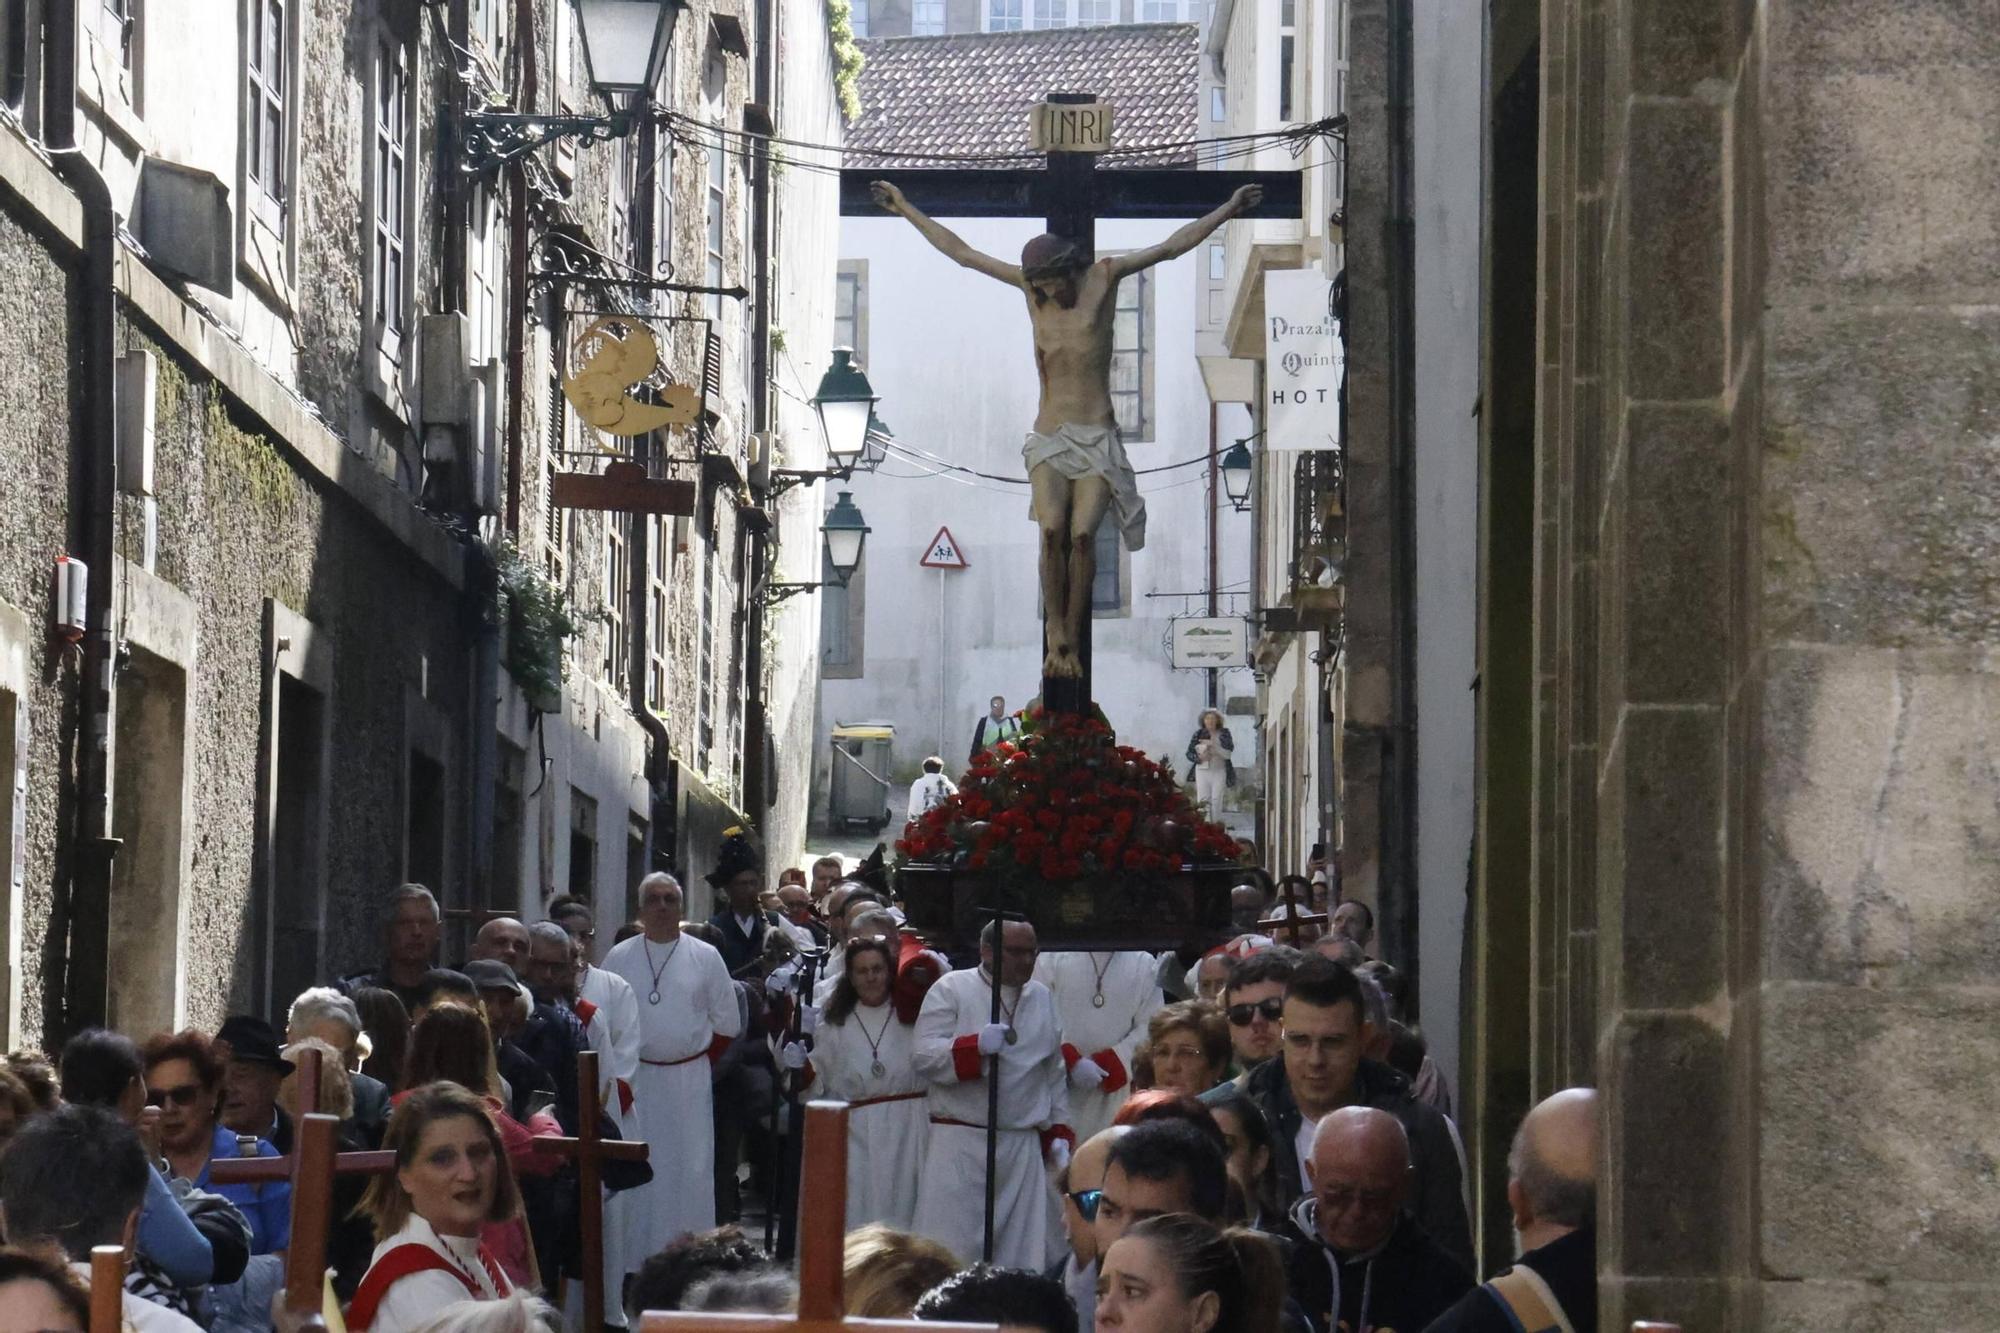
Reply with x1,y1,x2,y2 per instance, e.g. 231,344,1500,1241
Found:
921,526,969,569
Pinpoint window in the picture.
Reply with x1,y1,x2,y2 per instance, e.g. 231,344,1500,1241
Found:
471,0,504,64
1075,0,1113,21
850,0,868,34
834,262,867,362
1210,86,1225,121
820,550,865,678
647,518,670,710
245,0,289,220
543,392,570,583
604,514,630,687
1029,0,1068,28
698,537,717,771
1110,268,1152,440
368,34,413,349
468,184,504,366
1208,243,1226,280
1,0,36,121
1090,520,1122,611
1140,0,1182,18
1279,0,1296,122
985,0,1022,30
911,0,945,33
568,790,598,898
704,50,727,318
406,750,446,892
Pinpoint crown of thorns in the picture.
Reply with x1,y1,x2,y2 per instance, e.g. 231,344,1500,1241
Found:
1020,233,1089,280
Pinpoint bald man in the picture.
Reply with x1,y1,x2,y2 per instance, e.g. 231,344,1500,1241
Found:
1424,1088,1598,1333
1285,1107,1471,1333
1050,1126,1125,1330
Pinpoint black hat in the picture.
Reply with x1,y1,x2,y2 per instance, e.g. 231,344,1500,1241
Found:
216,1015,294,1074
849,843,890,896
705,826,763,889
464,959,527,997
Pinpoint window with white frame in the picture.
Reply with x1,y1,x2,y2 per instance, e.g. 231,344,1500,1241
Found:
603,514,630,688
985,0,1023,31
1140,0,1182,19
1110,268,1152,441
911,0,944,34
834,263,866,363
471,0,504,65
1209,85,1225,121
368,32,413,351
1075,0,1113,23
1207,243,1226,280
1028,0,1068,28
704,49,727,318
698,536,717,771
647,518,669,710
468,184,504,367
245,0,290,223
850,0,869,35
1279,0,1297,121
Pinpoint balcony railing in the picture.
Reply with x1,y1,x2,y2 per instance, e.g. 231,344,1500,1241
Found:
1289,447,1345,604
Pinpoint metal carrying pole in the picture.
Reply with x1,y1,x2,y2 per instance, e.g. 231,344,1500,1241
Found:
976,905,1028,1262
769,942,824,1258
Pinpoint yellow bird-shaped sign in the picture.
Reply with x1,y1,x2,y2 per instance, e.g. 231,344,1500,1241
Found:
563,318,702,437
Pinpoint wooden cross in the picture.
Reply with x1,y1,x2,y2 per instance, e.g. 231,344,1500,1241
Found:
639,1101,995,1333
88,1245,127,1333
208,1046,397,1314
530,1047,650,1333
1257,874,1327,944
841,94,1301,717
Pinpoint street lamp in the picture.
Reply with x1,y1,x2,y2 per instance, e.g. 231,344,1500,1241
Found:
813,349,879,474
1220,439,1253,512
761,492,873,604
461,0,677,173
861,411,893,472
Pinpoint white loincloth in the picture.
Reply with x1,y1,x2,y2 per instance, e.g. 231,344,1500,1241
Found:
1023,424,1147,551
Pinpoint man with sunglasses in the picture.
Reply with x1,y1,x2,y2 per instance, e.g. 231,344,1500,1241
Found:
1048,1126,1124,1326
1219,958,1474,1272
1218,949,1302,1077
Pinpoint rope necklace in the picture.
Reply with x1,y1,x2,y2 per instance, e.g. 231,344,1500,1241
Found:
855,1002,893,1079
1089,952,1113,1009
642,936,682,1005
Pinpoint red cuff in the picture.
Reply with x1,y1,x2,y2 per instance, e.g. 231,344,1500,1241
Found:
1091,1048,1129,1094
1061,1042,1081,1071
1040,1125,1076,1157
950,1033,985,1082
705,1033,734,1065
616,1078,634,1117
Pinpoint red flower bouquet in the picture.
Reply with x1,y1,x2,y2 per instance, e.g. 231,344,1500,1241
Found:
895,712,1240,888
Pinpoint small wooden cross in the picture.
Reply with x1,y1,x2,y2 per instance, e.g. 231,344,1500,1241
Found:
530,1048,651,1332
1257,874,1328,945
640,1102,996,1333
88,1245,125,1333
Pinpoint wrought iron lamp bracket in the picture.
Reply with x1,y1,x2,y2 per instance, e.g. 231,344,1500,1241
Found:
461,108,637,175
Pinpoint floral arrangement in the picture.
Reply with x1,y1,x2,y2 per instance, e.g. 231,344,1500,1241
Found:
895,711,1240,885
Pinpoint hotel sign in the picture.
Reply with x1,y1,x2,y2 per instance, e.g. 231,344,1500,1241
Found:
1264,268,1343,450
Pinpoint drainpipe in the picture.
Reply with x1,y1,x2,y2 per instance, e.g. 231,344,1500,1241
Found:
743,0,778,826
45,0,121,1038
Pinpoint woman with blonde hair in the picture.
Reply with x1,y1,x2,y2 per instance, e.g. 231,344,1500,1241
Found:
1096,1213,1282,1333
796,937,928,1229
841,1224,960,1318
349,1084,523,1333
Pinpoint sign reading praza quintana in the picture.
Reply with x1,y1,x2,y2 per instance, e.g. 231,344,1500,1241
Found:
1264,268,1343,451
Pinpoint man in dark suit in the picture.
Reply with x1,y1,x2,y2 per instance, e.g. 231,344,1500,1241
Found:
705,827,786,979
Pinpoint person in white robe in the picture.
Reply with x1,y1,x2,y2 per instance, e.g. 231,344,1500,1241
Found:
911,919,1069,1268
787,936,927,1230
1031,950,1164,1140
600,873,740,1270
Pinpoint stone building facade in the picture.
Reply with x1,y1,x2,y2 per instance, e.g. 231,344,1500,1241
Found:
0,0,841,1045
1439,0,2000,1323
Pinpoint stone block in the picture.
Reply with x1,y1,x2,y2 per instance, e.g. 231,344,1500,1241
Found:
1600,1276,1732,1332
1766,0,2000,301
1762,646,2000,984
1726,37,1764,377
1603,705,1726,1008
1762,983,2000,1280
1569,557,1598,745
1601,1011,1729,1276
1622,402,1731,704
1762,306,2000,647
1629,0,1739,96
1761,1277,2000,1332
1596,457,1627,747
1626,98,1727,400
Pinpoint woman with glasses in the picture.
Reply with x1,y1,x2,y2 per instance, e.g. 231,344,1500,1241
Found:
140,1030,291,1257
348,1083,521,1332
794,937,928,1229
1096,1213,1283,1333
1135,1001,1231,1098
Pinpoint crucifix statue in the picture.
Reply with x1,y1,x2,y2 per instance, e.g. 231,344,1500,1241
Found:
847,93,1297,714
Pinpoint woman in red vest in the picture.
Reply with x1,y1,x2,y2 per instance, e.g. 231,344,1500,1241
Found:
347,1083,521,1332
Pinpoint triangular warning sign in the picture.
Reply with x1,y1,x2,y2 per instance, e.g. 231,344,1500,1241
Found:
920,526,969,569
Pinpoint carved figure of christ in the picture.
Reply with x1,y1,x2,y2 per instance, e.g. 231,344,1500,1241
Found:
870,179,1263,679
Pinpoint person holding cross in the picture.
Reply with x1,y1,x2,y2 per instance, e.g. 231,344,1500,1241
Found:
871,179,1262,680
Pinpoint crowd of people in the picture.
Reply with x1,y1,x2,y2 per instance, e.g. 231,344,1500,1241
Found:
0,830,1598,1333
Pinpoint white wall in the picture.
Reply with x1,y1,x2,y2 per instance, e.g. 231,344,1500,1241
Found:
819,216,1253,799
1411,0,1483,1092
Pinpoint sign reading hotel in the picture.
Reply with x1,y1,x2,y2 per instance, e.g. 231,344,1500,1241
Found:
1263,268,1343,451
1031,100,1115,153
1170,616,1250,670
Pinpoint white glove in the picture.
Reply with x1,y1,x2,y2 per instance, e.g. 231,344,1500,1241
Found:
801,1004,821,1035
780,1042,809,1070
977,1023,1009,1056
1046,1136,1072,1172
1070,1056,1108,1091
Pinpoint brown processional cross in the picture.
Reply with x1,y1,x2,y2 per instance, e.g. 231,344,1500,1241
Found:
1258,873,1328,944
840,94,1300,716
640,1101,996,1333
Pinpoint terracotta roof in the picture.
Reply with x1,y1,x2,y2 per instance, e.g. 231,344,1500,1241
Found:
849,24,1199,169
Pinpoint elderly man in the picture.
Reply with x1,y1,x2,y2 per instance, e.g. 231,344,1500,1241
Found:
1218,958,1472,1271
469,916,534,977
1285,1108,1471,1333
912,918,1070,1269
215,1016,295,1153
284,987,392,1142
1230,884,1268,934
1426,1089,1598,1333
1332,900,1375,958
510,922,594,1126
1193,951,1236,1004
602,873,741,1263
776,880,828,950
338,883,441,1013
